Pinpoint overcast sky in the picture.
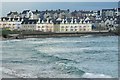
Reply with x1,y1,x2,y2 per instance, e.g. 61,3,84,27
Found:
1,0,120,2
1,1,119,17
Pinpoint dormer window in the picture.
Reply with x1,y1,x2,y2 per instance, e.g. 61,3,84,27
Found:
75,26,77,28
66,26,68,28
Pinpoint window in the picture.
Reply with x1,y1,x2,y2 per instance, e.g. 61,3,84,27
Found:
75,29,77,31
84,29,86,31
79,26,81,27
61,29,64,31
75,26,77,28
84,26,86,27
42,26,44,28
79,29,82,31
61,26,64,28
71,26,73,28
38,26,40,28
42,29,44,31
66,29,68,31
66,26,68,28
71,29,73,31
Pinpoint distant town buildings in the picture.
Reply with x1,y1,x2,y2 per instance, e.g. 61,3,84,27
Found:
0,7,119,33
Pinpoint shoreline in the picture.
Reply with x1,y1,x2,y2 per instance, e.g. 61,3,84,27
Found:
1,31,118,40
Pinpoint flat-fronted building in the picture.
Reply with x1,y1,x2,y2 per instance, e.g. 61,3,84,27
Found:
21,18,92,32
21,18,54,32
0,17,23,30
54,18,92,33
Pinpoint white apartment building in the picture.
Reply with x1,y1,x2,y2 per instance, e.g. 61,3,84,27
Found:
0,17,23,30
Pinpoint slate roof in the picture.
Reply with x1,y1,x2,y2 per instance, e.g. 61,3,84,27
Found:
102,9,116,11
1,17,28,21
21,19,38,24
22,10,30,14
7,11,18,16
21,17,93,24
32,10,41,14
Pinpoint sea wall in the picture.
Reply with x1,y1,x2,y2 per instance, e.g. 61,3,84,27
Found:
1,30,118,40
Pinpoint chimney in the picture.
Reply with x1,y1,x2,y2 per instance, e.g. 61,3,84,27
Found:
50,20,53,23
87,21,90,23
21,18,24,22
65,19,68,24
46,18,49,23
74,19,77,24
38,18,41,23
83,21,86,24
71,17,74,24
18,17,20,21
8,17,11,21
12,18,14,21
41,20,44,23
79,19,82,24
3,18,6,21
62,19,65,24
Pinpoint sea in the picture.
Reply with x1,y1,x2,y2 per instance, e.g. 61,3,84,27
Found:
0,35,118,78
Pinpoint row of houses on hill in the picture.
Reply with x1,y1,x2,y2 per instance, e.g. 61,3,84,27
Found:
0,8,119,32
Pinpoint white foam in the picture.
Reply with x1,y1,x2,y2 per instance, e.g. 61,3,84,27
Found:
82,72,112,78
30,40,82,45
36,47,86,54
1,67,36,78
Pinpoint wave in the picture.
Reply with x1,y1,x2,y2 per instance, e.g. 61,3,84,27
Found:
30,40,83,45
1,67,36,78
1,66,112,78
35,46,117,55
53,63,85,76
82,72,112,78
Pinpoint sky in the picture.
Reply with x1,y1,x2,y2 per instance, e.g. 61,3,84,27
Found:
1,2,119,17
1,0,120,2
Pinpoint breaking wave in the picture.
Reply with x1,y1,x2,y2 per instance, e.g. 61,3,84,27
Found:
1,66,112,78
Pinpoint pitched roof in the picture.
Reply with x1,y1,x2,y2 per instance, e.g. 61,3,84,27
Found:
21,19,38,24
7,11,18,16
22,10,30,14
